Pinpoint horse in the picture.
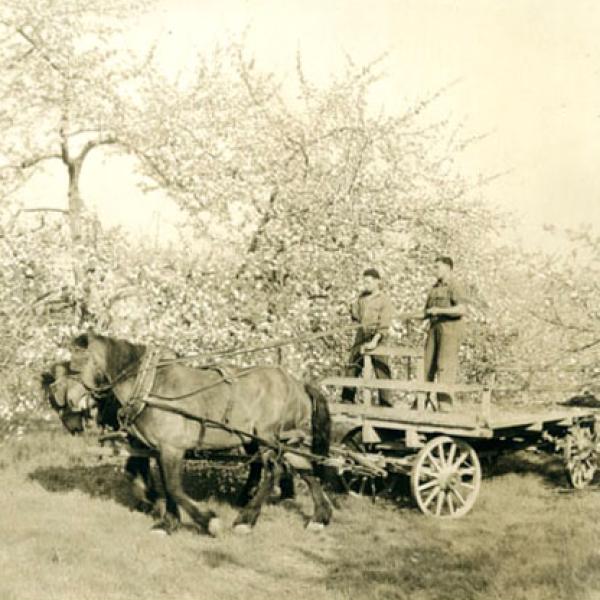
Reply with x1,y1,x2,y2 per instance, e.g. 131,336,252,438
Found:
41,362,94,435
41,362,159,513
69,331,333,536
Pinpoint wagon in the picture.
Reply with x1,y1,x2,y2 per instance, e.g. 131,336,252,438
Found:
87,342,599,521
320,344,600,518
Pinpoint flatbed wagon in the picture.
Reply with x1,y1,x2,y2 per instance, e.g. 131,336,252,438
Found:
319,345,600,518
82,342,599,521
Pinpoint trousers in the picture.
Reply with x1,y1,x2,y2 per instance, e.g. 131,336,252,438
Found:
424,322,462,383
341,353,392,406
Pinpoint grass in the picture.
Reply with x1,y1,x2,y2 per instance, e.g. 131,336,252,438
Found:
1,428,600,600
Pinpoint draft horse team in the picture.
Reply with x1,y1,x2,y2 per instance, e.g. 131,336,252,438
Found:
43,332,333,536
41,256,470,535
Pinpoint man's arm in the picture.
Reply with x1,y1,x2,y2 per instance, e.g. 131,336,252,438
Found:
426,304,466,317
350,299,360,322
362,297,392,351
426,281,467,318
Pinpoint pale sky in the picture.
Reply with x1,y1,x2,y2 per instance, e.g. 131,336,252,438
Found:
19,0,600,250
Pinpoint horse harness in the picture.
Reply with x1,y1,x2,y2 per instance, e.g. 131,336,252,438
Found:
117,347,250,446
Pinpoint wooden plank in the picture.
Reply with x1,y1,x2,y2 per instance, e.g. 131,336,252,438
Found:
330,403,597,438
364,418,493,439
363,345,424,358
321,377,484,394
329,402,482,429
485,410,585,430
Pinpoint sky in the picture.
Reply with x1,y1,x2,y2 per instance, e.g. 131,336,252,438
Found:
19,0,600,250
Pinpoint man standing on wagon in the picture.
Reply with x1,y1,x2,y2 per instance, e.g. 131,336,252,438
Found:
341,268,394,407
423,256,467,397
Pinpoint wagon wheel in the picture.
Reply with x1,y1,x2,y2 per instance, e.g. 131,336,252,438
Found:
564,425,597,489
339,428,390,501
410,436,481,518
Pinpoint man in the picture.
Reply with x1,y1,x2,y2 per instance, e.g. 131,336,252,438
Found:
423,256,467,396
341,268,394,406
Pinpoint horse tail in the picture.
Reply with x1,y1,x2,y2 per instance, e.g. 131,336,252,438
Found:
305,382,331,459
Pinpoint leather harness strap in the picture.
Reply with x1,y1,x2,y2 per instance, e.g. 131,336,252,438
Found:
121,353,254,444
118,346,161,436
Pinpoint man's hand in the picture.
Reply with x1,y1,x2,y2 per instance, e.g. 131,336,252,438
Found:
360,338,380,353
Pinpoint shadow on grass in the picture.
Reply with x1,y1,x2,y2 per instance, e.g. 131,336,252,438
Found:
28,457,342,531
27,461,252,513
482,450,569,488
28,463,146,512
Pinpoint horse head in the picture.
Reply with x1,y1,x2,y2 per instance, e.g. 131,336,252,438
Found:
41,362,91,435
70,331,146,392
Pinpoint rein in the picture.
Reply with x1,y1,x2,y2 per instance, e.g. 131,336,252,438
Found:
81,311,425,394
148,367,259,401
153,312,425,368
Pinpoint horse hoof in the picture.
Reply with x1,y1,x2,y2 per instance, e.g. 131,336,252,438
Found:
207,518,223,538
306,521,325,533
233,523,252,536
150,527,169,536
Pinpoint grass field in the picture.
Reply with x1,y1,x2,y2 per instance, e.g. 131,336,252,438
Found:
1,426,600,600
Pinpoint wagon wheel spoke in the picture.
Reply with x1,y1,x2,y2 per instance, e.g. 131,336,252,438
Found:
340,430,391,501
447,491,456,514
457,466,476,477
359,477,367,496
370,479,377,500
418,479,439,493
450,486,466,507
438,444,448,467
452,450,469,470
426,450,443,472
419,466,438,478
423,486,440,509
342,475,360,495
446,443,457,468
435,490,445,516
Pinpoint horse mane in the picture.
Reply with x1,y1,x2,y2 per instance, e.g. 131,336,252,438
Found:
95,334,146,381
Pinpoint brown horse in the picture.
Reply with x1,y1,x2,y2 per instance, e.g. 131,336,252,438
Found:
41,362,159,512
41,362,93,435
69,332,332,535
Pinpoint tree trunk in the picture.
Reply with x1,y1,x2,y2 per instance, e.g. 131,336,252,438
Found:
67,158,84,244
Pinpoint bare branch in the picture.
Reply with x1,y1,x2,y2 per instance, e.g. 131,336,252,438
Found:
78,136,117,162
15,26,67,79
18,208,68,215
524,307,596,334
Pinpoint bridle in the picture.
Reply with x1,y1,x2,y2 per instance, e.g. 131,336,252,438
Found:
71,346,144,397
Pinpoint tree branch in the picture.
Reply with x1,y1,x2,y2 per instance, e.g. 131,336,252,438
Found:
78,136,116,162
0,153,62,171
15,26,67,79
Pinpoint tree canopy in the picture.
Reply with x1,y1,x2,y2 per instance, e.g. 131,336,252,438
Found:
0,2,597,420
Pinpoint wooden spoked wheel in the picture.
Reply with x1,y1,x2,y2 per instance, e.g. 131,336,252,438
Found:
339,428,389,501
564,425,597,489
410,436,481,518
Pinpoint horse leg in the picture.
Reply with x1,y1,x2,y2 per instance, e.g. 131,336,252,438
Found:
300,472,332,531
158,445,221,537
233,449,277,533
151,454,182,534
279,468,295,500
237,441,262,507
125,456,158,514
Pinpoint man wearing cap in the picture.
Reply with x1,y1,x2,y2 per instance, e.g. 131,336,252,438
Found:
341,268,394,406
423,256,467,392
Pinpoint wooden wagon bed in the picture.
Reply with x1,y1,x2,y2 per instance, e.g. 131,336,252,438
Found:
328,400,594,439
